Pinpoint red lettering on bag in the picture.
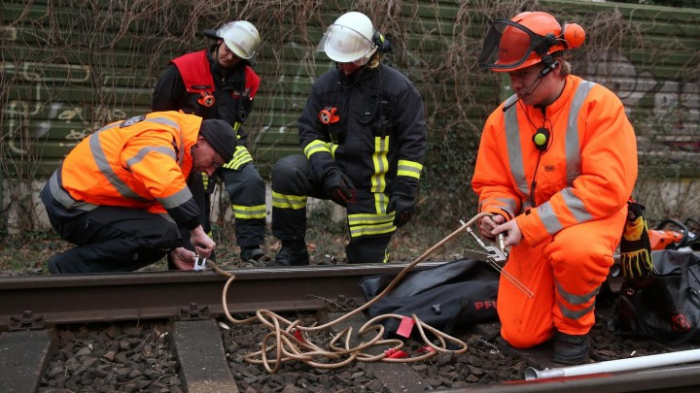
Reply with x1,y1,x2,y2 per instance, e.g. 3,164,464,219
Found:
672,313,692,332
475,300,497,311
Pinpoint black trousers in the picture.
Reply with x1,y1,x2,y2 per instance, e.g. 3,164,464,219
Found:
45,205,180,274
186,164,266,250
219,163,266,247
271,154,392,264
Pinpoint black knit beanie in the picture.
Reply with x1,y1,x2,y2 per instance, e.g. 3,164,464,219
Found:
199,119,237,162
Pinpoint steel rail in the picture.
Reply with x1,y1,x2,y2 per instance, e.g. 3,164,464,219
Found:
0,262,448,330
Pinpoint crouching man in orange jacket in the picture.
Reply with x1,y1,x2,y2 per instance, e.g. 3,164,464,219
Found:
472,12,638,364
41,111,237,274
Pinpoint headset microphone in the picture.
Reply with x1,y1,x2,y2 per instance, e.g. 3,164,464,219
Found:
532,128,550,151
502,59,558,112
503,78,540,111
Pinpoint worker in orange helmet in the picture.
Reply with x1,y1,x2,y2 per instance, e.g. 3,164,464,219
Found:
472,11,638,364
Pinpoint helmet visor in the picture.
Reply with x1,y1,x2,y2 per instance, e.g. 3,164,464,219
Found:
224,38,257,60
478,19,550,71
317,24,376,65
217,22,261,60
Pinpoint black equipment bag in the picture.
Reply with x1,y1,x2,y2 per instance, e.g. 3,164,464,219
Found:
611,250,700,344
359,258,500,338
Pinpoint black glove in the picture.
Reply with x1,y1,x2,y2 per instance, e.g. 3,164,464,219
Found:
388,193,415,228
322,168,356,205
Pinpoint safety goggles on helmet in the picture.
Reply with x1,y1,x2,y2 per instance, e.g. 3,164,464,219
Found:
317,24,377,65
478,19,566,72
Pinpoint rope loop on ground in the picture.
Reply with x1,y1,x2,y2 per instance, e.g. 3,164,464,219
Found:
215,212,492,372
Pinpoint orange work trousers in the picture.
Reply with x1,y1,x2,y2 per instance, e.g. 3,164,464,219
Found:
498,207,626,348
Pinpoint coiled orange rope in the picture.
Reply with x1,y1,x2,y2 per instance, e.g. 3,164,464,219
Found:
213,212,492,373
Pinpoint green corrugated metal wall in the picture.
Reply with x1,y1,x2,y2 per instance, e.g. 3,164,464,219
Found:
1,0,698,178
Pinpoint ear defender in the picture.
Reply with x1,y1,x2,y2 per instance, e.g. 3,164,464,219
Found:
532,128,550,151
561,22,586,49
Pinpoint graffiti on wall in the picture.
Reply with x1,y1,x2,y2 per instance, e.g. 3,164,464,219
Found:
1,61,131,156
582,53,699,131
2,53,698,160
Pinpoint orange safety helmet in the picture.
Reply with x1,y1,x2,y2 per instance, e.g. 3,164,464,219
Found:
478,11,585,72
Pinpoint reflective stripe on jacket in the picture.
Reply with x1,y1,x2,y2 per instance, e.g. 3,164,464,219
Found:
472,75,638,246
297,65,427,237
50,111,202,228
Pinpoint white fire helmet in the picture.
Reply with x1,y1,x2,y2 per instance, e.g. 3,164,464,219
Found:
216,21,261,60
317,12,377,65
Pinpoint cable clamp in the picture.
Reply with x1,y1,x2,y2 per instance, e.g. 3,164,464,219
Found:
194,256,207,271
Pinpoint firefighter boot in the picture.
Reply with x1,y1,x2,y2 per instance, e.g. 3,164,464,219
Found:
240,246,264,262
268,242,309,267
552,331,589,365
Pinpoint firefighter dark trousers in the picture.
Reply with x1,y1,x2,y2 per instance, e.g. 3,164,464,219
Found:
271,154,392,264
220,163,266,247
183,163,266,254
45,205,180,274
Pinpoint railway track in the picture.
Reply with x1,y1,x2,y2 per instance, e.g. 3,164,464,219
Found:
1,261,700,392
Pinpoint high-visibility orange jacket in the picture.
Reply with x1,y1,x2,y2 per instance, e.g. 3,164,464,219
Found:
46,111,203,230
472,75,638,346
473,75,638,246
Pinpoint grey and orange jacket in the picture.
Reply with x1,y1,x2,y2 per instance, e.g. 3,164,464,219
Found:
43,111,203,230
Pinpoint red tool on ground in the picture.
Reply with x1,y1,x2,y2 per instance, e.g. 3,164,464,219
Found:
648,218,699,251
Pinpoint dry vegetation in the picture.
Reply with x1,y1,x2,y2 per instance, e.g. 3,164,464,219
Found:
1,1,698,274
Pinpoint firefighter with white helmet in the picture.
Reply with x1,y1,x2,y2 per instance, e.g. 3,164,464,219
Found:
212,21,261,61
316,11,378,64
268,11,426,266
152,21,267,266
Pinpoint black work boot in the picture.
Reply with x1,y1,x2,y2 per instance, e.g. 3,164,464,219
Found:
552,331,589,365
267,245,310,267
240,246,264,262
